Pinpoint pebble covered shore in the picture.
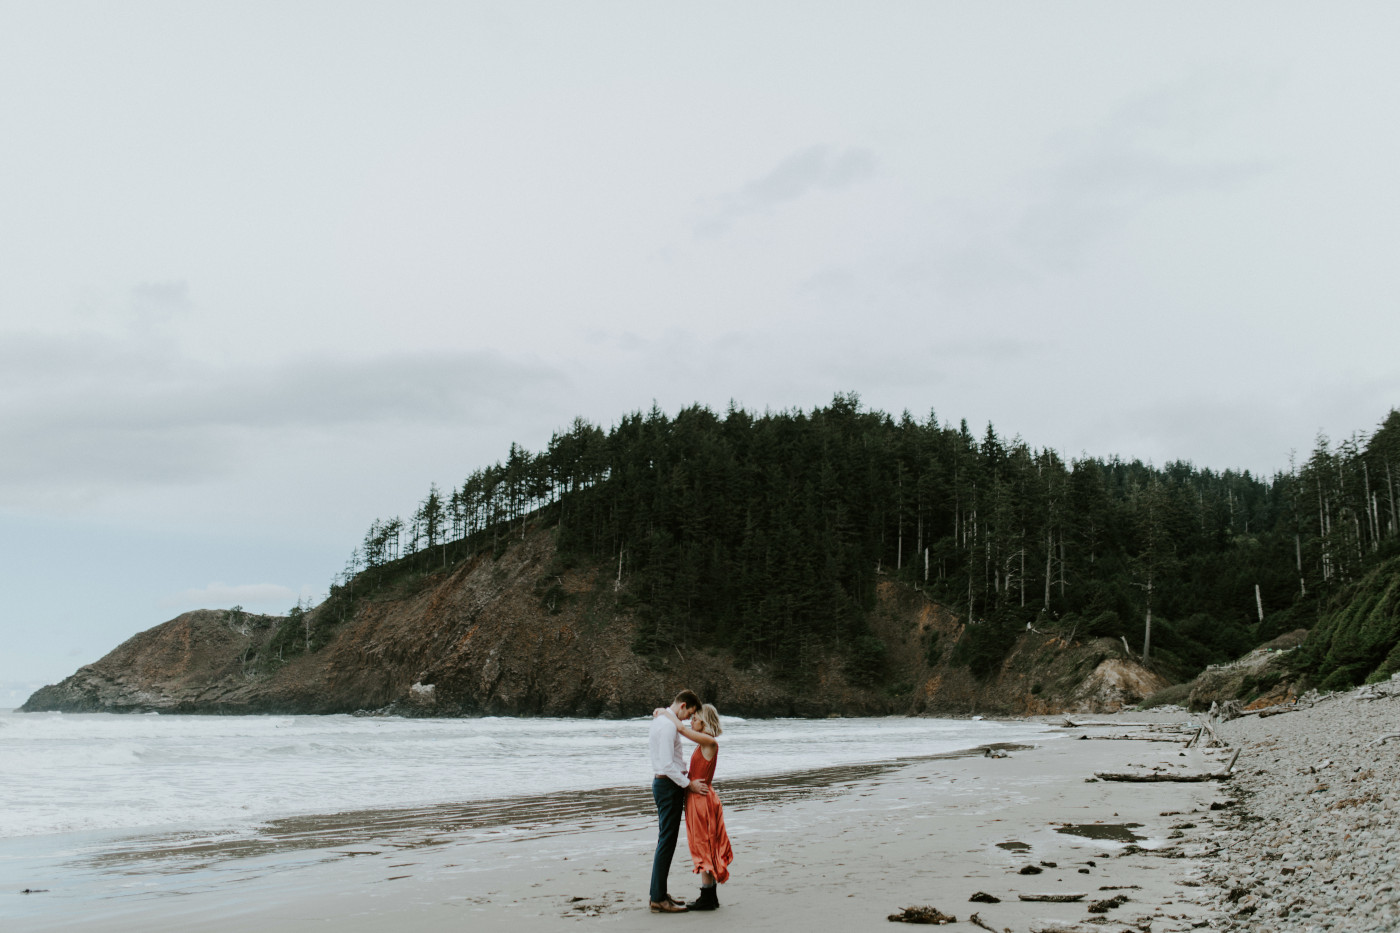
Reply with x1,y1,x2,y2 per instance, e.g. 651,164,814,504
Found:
1200,677,1400,932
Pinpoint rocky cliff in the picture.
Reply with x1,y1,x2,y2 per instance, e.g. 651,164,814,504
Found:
23,525,1167,717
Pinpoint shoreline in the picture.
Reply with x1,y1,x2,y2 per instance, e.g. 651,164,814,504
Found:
5,721,1235,933
0,711,1050,841
17,693,1398,932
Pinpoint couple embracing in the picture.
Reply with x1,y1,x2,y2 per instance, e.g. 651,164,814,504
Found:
647,689,733,913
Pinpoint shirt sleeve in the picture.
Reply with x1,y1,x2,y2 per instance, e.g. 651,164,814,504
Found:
649,717,689,787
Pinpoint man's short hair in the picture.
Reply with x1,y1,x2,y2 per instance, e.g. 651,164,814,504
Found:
674,689,701,712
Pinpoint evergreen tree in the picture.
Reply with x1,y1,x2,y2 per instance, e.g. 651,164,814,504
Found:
331,395,1400,686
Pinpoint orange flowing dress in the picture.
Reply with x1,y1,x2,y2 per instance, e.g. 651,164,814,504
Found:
685,745,733,883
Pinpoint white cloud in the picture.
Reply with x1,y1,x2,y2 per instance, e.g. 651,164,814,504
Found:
912,73,1276,295
695,145,877,236
0,333,570,507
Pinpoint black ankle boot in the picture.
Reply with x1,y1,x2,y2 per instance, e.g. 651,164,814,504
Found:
691,885,719,911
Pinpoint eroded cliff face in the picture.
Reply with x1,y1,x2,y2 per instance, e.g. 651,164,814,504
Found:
1183,629,1309,711
22,527,1168,717
20,608,279,713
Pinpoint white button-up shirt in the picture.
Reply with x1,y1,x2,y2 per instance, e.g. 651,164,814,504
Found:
649,714,688,787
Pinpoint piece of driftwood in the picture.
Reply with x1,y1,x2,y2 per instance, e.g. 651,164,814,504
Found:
1018,892,1086,902
1255,706,1297,718
1198,717,1226,749
1368,733,1400,747
968,912,1005,933
1221,747,1241,774
1094,770,1221,782
1353,680,1400,701
1061,719,1177,729
1028,922,1104,933
887,905,956,924
1077,734,1188,742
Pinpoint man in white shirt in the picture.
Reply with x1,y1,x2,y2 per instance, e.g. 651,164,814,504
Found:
648,689,707,913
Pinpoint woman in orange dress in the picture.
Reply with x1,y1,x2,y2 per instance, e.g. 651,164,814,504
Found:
656,703,732,911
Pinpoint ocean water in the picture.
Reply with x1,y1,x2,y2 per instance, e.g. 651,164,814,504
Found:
0,710,1064,929
0,709,1055,840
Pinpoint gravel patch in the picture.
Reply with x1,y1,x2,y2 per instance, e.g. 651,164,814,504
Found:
1197,678,1400,932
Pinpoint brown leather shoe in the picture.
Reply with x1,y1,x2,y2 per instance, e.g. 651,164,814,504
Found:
666,895,688,908
650,899,687,913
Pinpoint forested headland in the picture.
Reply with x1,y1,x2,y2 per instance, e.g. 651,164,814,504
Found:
324,395,1400,692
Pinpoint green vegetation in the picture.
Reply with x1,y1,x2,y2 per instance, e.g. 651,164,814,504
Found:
846,634,889,686
1238,669,1285,700
950,615,1021,680
327,396,1400,685
1138,682,1192,709
1294,554,1400,690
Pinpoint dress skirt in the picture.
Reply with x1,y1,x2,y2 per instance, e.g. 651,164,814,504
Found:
685,786,733,883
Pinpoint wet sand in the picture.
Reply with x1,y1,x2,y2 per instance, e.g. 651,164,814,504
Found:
8,723,1231,933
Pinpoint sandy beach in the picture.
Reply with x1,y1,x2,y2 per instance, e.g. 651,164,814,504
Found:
8,716,1243,933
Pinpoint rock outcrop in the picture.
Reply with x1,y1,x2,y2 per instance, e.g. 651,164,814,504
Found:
1185,629,1309,711
1071,657,1172,712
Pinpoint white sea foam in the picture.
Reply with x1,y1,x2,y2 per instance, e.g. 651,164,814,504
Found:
0,709,1055,839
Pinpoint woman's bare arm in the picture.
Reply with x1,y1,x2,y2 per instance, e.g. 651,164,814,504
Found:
659,707,717,749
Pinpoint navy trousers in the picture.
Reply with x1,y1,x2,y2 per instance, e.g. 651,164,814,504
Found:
650,777,686,902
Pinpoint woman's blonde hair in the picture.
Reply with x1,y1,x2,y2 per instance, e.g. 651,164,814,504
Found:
697,703,722,737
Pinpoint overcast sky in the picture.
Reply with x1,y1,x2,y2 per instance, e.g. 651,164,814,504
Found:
3,2,1398,698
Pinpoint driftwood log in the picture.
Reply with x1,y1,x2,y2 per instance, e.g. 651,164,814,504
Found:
1017,892,1086,902
1061,719,1179,729
1197,717,1226,749
1097,747,1238,782
1094,771,1220,783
